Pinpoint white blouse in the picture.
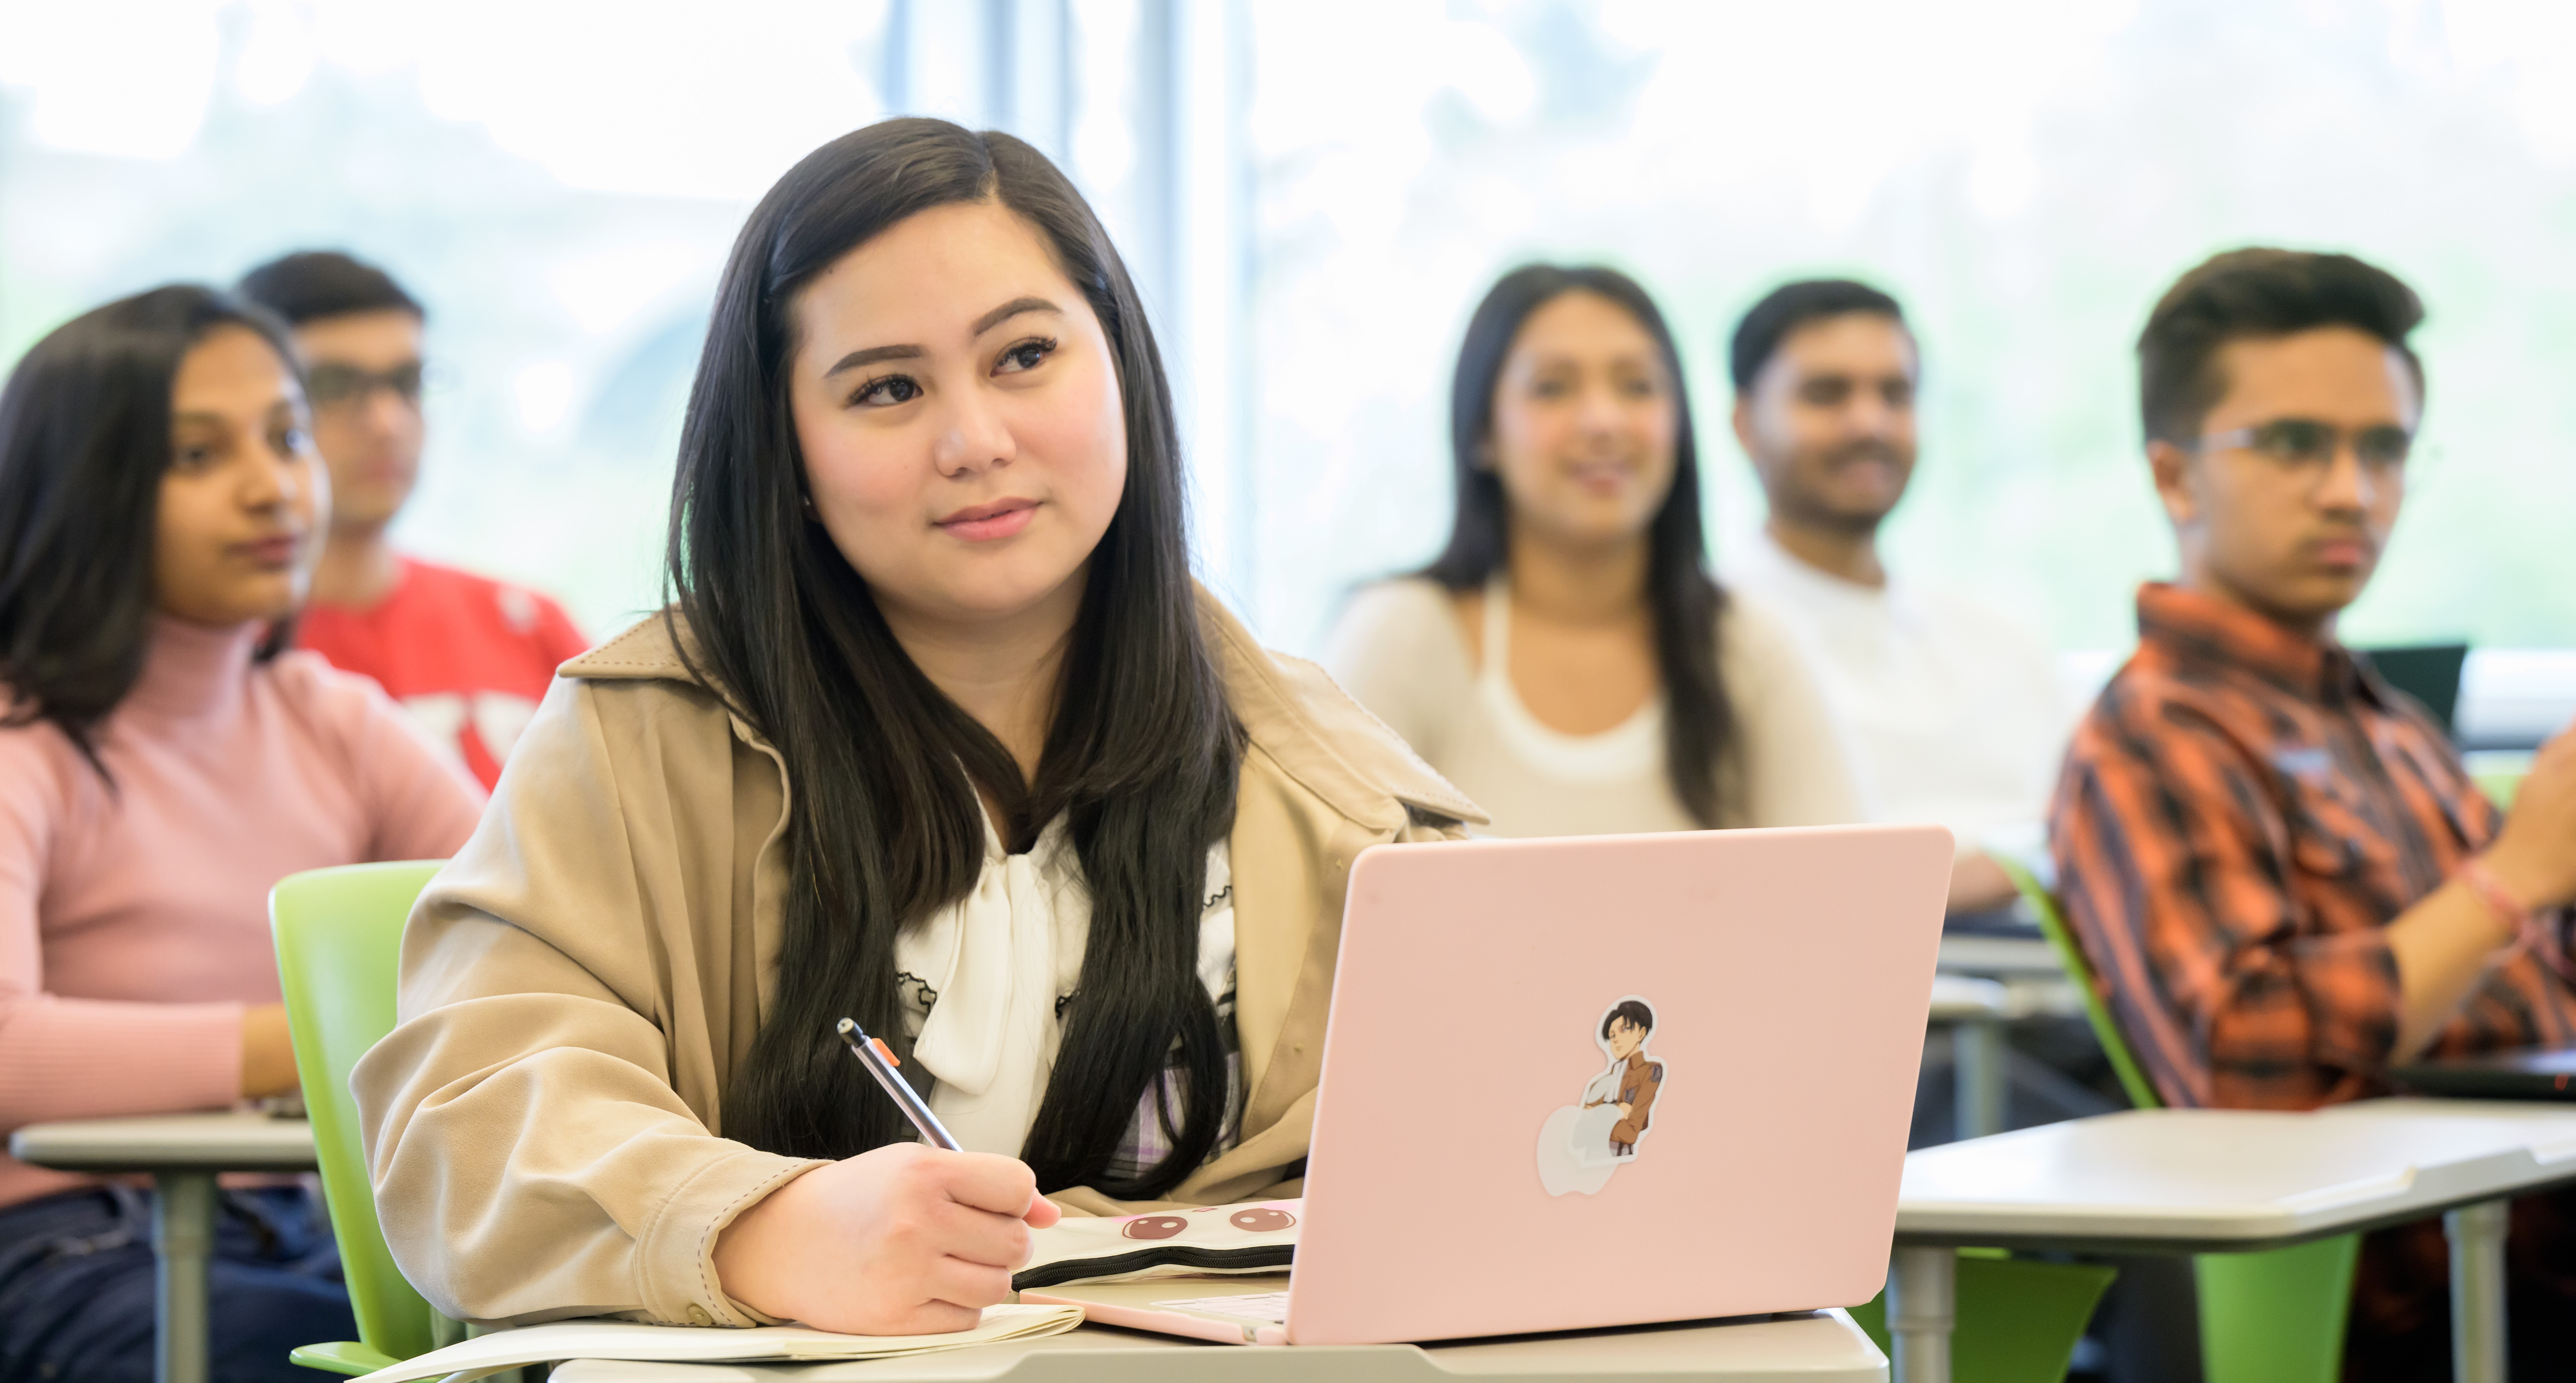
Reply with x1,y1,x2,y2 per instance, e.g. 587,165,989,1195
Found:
893,809,1234,1157
1323,577,1866,836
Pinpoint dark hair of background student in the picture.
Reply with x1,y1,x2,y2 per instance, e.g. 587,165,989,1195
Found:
668,117,1241,1198
0,285,303,775
1727,278,1907,393
2136,247,2426,446
1421,264,1738,828
237,250,425,327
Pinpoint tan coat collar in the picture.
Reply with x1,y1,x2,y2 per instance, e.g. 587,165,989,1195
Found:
562,589,1484,831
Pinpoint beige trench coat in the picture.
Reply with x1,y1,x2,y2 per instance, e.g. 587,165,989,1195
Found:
352,591,1481,1327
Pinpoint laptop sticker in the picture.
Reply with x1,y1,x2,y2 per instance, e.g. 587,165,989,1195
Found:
1536,996,1666,1197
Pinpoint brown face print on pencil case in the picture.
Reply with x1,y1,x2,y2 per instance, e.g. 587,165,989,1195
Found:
1536,995,1668,1197
1122,1215,1191,1240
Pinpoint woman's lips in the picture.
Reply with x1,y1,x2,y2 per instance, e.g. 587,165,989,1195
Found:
935,498,1039,542
235,535,302,569
1567,460,1632,495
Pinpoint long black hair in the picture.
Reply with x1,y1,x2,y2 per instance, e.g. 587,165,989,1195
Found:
1421,264,1739,827
673,118,1242,1197
0,285,303,775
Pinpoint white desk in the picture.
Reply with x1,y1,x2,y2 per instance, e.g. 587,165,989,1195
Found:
1886,1100,2576,1383
9,1111,318,1383
1934,936,2062,979
550,1282,1888,1381
1924,976,2009,1140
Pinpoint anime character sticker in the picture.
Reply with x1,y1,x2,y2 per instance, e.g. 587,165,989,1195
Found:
1536,996,1667,1197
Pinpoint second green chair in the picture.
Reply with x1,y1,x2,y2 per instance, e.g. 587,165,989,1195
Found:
2000,857,2358,1383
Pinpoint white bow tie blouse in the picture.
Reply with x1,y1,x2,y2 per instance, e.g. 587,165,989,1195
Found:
892,808,1236,1160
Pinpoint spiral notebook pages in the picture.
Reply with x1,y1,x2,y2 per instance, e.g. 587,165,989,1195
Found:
347,1305,1082,1382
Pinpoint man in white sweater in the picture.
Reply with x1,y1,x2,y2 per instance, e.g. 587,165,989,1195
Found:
1719,280,2067,920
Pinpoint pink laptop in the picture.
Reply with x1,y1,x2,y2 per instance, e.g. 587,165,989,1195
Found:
1028,824,1951,1346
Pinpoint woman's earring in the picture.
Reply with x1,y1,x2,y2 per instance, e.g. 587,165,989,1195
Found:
800,494,818,519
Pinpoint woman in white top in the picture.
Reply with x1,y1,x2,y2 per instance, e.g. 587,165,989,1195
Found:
1328,264,1862,835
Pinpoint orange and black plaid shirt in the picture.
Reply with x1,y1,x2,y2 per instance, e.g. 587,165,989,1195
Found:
2050,582,2576,1111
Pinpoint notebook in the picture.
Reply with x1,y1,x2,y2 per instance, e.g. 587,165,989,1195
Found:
1028,825,1952,1346
1014,1197,1300,1289
346,1304,1083,1382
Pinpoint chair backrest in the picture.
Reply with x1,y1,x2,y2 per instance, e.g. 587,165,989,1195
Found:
1993,856,2164,1111
271,861,445,1362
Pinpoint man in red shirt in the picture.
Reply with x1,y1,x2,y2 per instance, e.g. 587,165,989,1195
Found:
239,252,588,789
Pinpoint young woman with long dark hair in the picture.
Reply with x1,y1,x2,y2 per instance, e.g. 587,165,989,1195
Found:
354,119,1478,1335
1326,265,1861,835
0,287,482,1382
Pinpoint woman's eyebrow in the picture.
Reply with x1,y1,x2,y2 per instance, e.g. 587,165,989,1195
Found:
819,298,1062,377
822,343,926,378
973,296,1061,335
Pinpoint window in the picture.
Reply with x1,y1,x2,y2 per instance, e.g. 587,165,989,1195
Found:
5,0,2571,728
1242,0,2576,671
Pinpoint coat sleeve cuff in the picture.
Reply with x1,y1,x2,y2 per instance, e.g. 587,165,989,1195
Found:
633,1147,827,1327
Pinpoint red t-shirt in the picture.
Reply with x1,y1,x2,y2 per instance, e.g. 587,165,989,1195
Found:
297,557,590,790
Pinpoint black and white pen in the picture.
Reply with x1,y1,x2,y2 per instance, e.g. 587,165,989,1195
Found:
835,1017,962,1151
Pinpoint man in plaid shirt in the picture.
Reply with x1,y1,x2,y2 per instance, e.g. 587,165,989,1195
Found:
2052,247,2576,1377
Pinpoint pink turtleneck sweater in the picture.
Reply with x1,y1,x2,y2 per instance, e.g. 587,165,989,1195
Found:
0,617,484,1209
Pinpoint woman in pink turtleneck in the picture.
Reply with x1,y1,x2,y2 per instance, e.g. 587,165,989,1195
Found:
0,285,482,1383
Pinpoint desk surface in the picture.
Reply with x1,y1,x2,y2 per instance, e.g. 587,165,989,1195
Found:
1934,935,2063,978
551,1288,1886,1382
9,1110,318,1174
1895,1099,2576,1253
1924,975,2008,1023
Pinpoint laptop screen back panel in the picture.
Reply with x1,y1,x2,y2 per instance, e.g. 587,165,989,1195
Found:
1287,825,1951,1346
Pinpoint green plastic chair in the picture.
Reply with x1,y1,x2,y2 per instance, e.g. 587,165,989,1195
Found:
1998,857,2359,1383
271,860,459,1376
1847,1252,2118,1382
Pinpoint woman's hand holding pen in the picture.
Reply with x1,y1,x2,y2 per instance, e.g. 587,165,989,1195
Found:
713,1143,1061,1335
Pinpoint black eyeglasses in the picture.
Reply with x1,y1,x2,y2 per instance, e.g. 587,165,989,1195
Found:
306,361,426,412
2192,418,2412,486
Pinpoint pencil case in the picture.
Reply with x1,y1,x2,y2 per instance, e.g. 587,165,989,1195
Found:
1013,1198,1300,1289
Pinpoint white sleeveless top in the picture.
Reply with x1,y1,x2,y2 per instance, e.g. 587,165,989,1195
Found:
1323,576,1866,836
1474,576,1667,786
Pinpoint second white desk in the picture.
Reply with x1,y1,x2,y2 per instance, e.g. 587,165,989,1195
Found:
1889,1099,2576,1383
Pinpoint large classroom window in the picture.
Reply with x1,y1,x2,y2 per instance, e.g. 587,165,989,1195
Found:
2,0,2569,744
